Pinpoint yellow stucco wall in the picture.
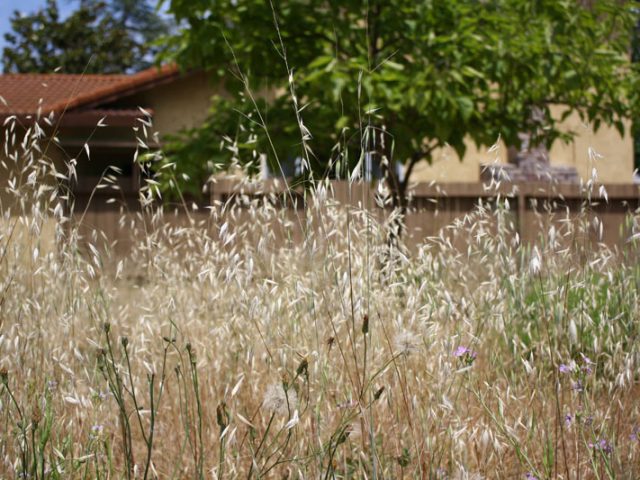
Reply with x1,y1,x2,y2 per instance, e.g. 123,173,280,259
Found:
410,106,634,184
133,72,223,137
548,108,634,184
410,137,508,183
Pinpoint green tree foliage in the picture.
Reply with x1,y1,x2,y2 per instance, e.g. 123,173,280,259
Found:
164,0,637,203
2,0,168,74
109,0,170,49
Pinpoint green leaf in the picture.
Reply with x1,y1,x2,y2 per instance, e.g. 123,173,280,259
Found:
383,60,405,71
457,97,474,121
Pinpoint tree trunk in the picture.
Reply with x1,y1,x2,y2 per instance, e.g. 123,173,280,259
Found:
381,148,428,248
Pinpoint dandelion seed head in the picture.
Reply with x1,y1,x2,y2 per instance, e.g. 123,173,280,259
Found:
394,330,421,356
346,421,362,439
263,383,298,416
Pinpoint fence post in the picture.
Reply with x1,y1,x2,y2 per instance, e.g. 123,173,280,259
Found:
517,186,526,243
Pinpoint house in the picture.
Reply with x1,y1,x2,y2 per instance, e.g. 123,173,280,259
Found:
0,65,217,210
0,65,636,212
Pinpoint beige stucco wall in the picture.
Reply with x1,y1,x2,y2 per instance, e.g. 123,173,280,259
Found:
548,107,634,184
410,106,634,184
410,137,507,183
134,72,223,137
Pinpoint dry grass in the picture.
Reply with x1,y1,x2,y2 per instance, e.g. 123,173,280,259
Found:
1,117,640,480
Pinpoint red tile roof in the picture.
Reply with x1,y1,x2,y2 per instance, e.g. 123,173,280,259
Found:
0,64,179,117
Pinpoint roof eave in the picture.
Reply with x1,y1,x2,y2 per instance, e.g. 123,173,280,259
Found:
48,64,185,114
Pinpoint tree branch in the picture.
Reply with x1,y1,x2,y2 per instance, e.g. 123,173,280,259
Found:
401,144,435,193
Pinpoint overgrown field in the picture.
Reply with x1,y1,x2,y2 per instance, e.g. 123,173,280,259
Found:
1,131,640,479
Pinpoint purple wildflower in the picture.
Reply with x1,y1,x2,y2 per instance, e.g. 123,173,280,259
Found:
525,473,538,480
589,438,613,454
581,361,592,373
559,364,572,374
580,353,593,365
572,380,584,392
453,345,477,366
454,346,477,358
559,356,594,376
454,346,469,357
564,414,572,427
579,353,594,374
630,425,640,442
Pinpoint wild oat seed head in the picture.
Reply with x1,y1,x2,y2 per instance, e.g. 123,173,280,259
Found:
530,247,542,275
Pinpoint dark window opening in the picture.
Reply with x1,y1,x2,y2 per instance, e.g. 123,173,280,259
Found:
73,147,138,194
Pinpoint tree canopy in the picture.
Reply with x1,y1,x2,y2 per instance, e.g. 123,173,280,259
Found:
165,1,637,200
2,0,169,74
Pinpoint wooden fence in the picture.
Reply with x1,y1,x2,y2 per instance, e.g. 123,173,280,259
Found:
72,179,640,253
209,179,640,247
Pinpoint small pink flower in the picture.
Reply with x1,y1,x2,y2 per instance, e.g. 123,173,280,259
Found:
453,345,477,365
453,346,475,357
